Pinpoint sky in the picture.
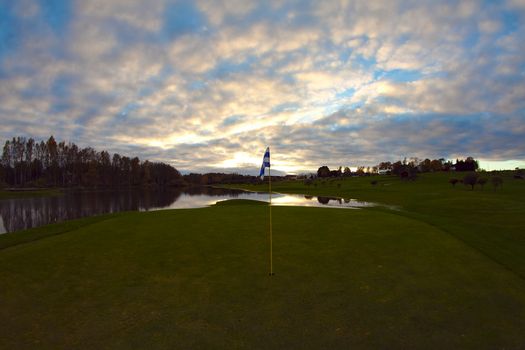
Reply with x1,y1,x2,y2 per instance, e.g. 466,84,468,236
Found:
0,0,524,174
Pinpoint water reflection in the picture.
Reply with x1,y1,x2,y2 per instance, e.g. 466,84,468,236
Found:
0,188,381,234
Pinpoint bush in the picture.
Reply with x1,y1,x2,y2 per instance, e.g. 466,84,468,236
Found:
491,176,503,190
477,178,487,189
449,178,459,187
463,173,478,190
400,168,417,181
370,180,378,186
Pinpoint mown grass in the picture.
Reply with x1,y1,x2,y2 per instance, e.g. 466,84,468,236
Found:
2,173,525,348
1,196,525,348
229,172,525,278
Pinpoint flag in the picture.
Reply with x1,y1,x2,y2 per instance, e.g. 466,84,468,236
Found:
259,147,270,178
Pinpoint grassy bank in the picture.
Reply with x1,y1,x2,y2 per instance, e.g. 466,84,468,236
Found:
1,200,525,348
226,172,525,278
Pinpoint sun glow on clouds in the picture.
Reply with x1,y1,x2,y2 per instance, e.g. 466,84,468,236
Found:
0,0,524,174
218,152,261,169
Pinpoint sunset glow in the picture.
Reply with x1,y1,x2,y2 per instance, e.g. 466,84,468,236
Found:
1,1,524,173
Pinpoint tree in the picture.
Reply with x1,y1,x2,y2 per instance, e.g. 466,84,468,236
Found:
477,177,487,190
391,161,403,175
420,158,432,172
455,157,479,171
463,173,478,190
491,176,503,190
378,161,392,171
343,167,351,176
317,166,330,178
25,138,34,184
99,151,111,186
0,136,182,188
430,159,443,172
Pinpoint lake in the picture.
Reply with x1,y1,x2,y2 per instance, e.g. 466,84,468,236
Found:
0,187,379,234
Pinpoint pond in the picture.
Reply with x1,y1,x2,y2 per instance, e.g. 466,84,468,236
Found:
0,187,381,234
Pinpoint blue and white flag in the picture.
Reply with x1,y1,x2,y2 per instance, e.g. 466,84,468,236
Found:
259,147,270,178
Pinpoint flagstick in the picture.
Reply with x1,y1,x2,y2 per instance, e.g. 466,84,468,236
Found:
269,165,274,276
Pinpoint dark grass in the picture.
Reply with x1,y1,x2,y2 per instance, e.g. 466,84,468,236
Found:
228,172,525,278
2,203,525,348
0,214,118,250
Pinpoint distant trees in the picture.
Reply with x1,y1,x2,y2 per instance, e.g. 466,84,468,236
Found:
378,161,392,171
330,167,342,177
0,136,182,188
317,166,331,178
454,157,478,172
477,177,487,189
182,172,259,185
389,159,417,180
375,157,476,175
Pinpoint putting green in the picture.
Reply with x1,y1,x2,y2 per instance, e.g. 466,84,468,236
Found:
1,203,525,349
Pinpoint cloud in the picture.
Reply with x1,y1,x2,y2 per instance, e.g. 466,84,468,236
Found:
0,0,524,174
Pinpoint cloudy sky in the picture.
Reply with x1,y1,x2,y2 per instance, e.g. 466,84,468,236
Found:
1,0,524,174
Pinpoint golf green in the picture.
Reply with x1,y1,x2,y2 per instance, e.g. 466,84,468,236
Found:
1,200,525,349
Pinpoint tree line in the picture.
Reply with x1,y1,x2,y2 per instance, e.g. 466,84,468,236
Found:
317,157,479,179
0,136,183,188
182,172,261,185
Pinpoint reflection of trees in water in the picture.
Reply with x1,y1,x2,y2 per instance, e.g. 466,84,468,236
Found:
316,196,342,205
0,187,245,233
0,189,183,233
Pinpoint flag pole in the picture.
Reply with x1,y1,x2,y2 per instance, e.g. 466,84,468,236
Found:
269,160,273,276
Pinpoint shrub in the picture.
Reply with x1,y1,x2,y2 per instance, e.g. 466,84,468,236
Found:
463,173,478,190
399,167,417,181
491,176,503,190
477,178,487,189
449,178,459,187
370,180,378,186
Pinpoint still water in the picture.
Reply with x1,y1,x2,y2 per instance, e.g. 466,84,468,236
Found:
0,187,378,234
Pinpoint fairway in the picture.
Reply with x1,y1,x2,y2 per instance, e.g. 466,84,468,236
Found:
2,201,525,349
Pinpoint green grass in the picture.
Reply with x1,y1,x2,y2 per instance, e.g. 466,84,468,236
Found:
0,214,117,250
1,172,525,348
2,200,525,348
228,172,525,278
